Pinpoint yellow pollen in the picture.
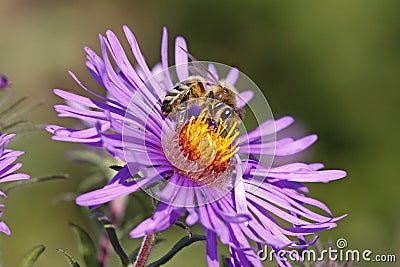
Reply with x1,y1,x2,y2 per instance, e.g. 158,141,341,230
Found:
178,109,240,184
198,138,216,166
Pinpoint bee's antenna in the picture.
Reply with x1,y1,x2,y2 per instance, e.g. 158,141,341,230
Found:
178,46,219,83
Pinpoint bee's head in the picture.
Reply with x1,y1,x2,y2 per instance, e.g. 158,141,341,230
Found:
208,85,237,106
207,83,244,119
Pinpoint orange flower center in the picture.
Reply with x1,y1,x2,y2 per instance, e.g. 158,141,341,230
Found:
176,109,240,185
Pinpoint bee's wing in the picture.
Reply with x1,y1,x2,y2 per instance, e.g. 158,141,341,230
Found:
178,46,219,85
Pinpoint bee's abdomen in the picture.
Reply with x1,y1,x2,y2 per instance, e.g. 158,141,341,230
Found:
161,85,187,116
161,78,206,117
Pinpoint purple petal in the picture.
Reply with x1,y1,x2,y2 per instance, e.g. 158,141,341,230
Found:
237,91,254,109
241,135,318,156
195,192,213,229
225,68,239,86
309,162,324,170
234,155,248,216
129,203,184,238
205,204,230,243
105,30,144,91
275,135,318,156
246,184,334,223
251,167,347,183
240,116,295,144
100,36,134,108
228,225,263,267
175,36,189,81
76,166,163,206
156,173,187,205
54,89,97,108
0,173,30,182
206,230,219,267
0,221,11,236
161,27,173,90
216,210,251,224
122,26,152,82
208,64,219,80
247,194,310,225
185,207,199,225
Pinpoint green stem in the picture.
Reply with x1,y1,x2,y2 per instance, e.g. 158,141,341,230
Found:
146,235,206,267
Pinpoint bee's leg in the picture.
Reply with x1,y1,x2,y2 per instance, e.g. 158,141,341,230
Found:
220,107,233,121
175,103,188,129
175,110,187,129
201,90,214,116
169,88,189,129
179,88,191,104
220,108,236,133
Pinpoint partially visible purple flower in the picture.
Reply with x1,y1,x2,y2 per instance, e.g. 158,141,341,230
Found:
47,26,347,266
0,133,30,235
0,73,9,89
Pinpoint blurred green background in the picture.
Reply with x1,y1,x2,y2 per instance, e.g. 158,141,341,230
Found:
1,0,399,266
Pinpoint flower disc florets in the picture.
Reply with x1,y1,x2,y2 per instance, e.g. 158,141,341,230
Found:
162,99,242,187
178,110,239,184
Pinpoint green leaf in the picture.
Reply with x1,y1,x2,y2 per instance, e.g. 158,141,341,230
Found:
94,213,130,266
0,97,45,126
69,223,98,267
0,121,39,135
67,149,105,167
5,99,45,122
146,235,206,267
18,245,46,267
66,149,115,188
0,92,15,111
0,96,28,121
3,174,69,194
56,248,81,267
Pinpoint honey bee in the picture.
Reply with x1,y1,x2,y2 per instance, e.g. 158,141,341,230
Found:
161,49,244,130
161,75,244,129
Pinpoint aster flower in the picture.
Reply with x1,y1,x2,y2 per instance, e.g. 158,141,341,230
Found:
47,26,347,266
0,133,30,235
